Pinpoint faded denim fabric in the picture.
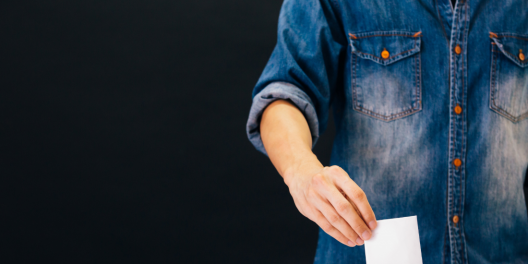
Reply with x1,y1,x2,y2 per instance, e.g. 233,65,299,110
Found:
246,0,528,263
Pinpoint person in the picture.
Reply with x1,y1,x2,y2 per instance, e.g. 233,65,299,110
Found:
245,0,528,263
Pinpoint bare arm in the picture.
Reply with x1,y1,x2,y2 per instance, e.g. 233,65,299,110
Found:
260,99,377,247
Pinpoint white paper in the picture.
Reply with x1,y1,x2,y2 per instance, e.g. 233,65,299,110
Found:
364,215,423,264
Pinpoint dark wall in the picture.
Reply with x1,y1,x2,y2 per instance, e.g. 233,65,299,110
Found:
2,1,335,263
2,1,527,264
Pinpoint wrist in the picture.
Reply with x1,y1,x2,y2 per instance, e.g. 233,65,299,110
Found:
282,151,323,187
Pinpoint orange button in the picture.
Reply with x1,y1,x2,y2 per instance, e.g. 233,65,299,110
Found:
453,215,459,224
381,48,390,59
453,158,462,167
455,44,462,55
519,49,525,61
454,105,462,115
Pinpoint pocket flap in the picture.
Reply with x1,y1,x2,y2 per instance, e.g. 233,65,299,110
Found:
489,32,528,68
349,30,422,66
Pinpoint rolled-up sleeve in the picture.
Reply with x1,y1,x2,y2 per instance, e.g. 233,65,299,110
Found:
245,0,346,156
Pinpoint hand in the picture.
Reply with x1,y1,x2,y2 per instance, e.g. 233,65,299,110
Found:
284,163,377,247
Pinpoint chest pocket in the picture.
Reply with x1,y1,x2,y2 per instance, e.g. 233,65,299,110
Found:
349,30,423,122
489,32,528,123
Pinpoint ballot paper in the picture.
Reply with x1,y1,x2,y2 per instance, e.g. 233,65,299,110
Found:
364,215,423,264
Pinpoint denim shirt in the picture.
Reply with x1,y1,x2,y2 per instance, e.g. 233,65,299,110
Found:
246,0,528,263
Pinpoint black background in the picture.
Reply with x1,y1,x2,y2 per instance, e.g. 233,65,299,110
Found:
2,1,527,264
2,1,335,263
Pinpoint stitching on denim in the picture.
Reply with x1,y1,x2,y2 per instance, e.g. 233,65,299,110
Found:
349,32,422,63
415,45,418,108
457,7,470,262
351,56,421,121
459,10,466,260
490,32,528,66
490,42,498,116
351,40,421,121
459,7,469,262
417,39,422,109
352,52,358,108
447,44,455,264
492,103,528,122
460,21,466,216
501,49,527,65
354,105,420,121
350,33,422,121
448,6,460,260
350,33,420,39
452,48,457,106
493,34,528,41
489,38,528,122
415,42,419,109
353,48,418,63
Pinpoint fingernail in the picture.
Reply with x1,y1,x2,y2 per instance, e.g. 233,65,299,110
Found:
348,240,355,247
362,231,371,240
369,221,377,230
356,237,364,245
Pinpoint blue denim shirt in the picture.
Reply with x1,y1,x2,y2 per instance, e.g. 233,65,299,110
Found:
246,0,528,263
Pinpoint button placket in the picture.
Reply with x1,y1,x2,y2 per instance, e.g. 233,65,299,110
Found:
447,0,469,263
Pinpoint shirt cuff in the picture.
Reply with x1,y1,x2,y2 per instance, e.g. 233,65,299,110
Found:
246,81,320,156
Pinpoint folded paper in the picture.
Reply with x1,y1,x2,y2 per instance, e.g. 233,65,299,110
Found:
364,215,423,264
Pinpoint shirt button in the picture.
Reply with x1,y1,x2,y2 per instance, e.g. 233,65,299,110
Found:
453,158,462,167
453,215,459,224
381,48,390,59
519,49,525,61
454,105,463,115
455,44,462,55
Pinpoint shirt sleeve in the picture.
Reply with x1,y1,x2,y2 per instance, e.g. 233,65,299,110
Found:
245,0,347,156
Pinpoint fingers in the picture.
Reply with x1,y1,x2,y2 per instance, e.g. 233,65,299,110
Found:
292,190,357,247
309,207,357,247
328,166,378,230
291,165,376,247
321,186,372,244
316,196,365,245
311,173,370,245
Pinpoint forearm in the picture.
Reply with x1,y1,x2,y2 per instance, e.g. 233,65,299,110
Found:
260,99,323,185
260,99,376,247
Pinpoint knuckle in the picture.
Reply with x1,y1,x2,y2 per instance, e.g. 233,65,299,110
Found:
328,214,340,224
353,222,366,232
328,166,341,174
346,231,358,240
335,201,350,214
320,222,333,232
321,223,334,233
344,181,356,191
353,190,366,201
